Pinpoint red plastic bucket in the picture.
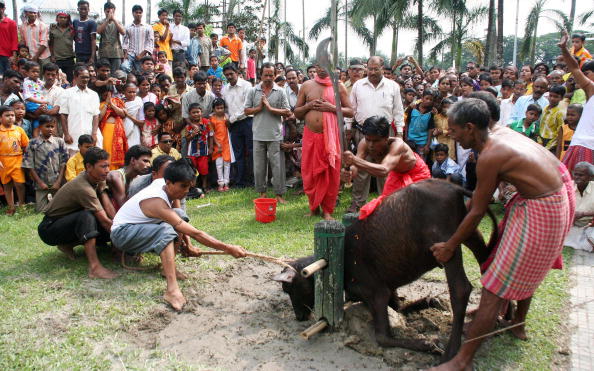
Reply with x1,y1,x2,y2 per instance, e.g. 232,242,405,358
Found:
254,198,278,223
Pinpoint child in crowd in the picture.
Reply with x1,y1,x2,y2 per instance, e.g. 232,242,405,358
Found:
207,55,224,81
509,103,541,140
150,83,162,100
210,98,233,191
405,89,435,161
142,102,160,148
571,33,592,67
211,78,223,99
497,79,515,126
512,80,527,101
186,64,199,87
156,51,172,76
186,103,212,192
247,49,257,85
459,77,475,99
17,44,29,59
0,106,29,215
432,97,456,159
478,73,493,91
10,100,32,138
403,88,417,107
431,143,463,185
557,104,583,160
539,84,566,150
21,115,68,212
156,104,181,150
22,61,52,131
65,134,93,181
123,83,143,147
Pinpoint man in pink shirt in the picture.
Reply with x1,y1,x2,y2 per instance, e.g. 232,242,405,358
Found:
18,5,51,65
0,1,17,74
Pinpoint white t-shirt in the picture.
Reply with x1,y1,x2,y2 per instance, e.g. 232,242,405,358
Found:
112,179,171,230
569,95,594,150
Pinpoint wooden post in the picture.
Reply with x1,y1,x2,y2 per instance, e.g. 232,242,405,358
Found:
313,220,345,329
341,212,359,229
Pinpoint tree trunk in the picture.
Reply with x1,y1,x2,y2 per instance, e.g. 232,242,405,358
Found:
122,0,126,24
12,0,17,22
371,14,377,56
485,0,496,66
451,12,456,68
146,0,151,23
345,0,348,67
417,0,423,68
391,21,398,65
569,0,576,33
529,22,538,65
496,0,504,65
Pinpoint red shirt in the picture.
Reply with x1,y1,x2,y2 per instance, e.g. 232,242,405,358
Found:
0,16,18,57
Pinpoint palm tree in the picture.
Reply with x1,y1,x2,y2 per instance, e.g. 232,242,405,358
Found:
12,0,17,22
521,0,570,65
579,8,594,28
158,0,220,23
429,5,487,69
496,0,504,65
484,0,496,66
415,0,424,67
267,0,309,63
147,0,152,23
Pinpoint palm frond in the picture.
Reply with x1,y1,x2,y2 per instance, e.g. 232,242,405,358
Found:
308,8,331,40
579,9,594,26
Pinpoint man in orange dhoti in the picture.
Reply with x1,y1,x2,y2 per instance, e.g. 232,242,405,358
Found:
294,65,353,220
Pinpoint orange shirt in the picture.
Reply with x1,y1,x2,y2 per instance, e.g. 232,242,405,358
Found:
572,47,592,67
0,124,29,157
220,35,242,62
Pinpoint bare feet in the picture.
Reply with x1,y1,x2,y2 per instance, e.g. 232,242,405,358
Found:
57,244,76,260
322,212,334,220
305,207,320,217
276,195,287,204
88,266,119,279
161,269,188,280
427,357,469,371
164,289,186,311
510,322,528,341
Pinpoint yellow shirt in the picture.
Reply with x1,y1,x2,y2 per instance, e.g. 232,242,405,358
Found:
65,151,85,181
539,105,564,143
152,22,173,60
151,146,181,161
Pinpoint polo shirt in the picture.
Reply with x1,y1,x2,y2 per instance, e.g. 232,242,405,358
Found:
244,83,290,141
220,35,242,62
49,24,75,60
151,146,181,161
45,171,107,218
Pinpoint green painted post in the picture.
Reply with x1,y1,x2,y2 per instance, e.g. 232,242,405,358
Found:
341,212,359,228
313,220,345,329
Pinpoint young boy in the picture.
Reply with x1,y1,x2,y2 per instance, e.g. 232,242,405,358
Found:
538,84,566,150
497,79,515,126
207,55,224,81
247,49,256,85
185,103,212,191
65,134,94,181
186,64,198,87
23,61,54,132
10,100,32,138
0,106,29,215
571,33,592,67
22,115,68,212
509,103,541,141
556,104,582,160
431,143,463,185
405,89,435,161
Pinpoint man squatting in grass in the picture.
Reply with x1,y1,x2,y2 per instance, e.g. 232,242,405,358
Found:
428,98,574,370
110,158,246,310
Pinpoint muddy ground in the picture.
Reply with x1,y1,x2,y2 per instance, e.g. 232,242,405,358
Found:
126,259,482,370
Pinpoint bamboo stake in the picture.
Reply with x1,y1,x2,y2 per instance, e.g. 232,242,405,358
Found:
300,319,328,340
301,259,328,278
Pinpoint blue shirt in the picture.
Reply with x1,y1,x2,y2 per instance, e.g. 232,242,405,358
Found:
507,94,548,126
432,157,463,180
207,66,224,80
406,108,434,146
186,37,202,66
73,19,97,55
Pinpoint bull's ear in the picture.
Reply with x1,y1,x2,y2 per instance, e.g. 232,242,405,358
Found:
272,269,296,283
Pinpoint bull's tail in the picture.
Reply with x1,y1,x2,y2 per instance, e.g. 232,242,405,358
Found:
455,185,499,264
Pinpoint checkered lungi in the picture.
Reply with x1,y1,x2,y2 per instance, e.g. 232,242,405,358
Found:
481,164,575,300
562,145,594,173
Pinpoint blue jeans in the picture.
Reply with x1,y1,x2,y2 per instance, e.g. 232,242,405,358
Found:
121,54,142,73
230,117,253,186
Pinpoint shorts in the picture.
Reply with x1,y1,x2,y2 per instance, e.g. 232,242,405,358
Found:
0,156,25,184
189,156,209,175
110,208,189,255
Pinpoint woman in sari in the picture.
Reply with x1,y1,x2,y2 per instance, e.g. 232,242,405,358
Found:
97,86,129,170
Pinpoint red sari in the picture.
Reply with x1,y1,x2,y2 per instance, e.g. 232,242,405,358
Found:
100,97,128,170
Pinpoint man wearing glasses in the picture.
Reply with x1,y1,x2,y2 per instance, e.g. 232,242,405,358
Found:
152,133,182,161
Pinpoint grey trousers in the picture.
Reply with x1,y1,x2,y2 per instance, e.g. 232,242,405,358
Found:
253,140,285,195
350,156,386,209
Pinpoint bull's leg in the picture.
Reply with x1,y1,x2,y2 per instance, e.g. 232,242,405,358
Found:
399,296,447,315
364,286,439,353
442,247,472,362
463,229,491,266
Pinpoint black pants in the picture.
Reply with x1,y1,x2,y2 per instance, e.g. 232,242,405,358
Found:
172,50,187,70
56,58,75,84
38,210,109,246
230,117,254,186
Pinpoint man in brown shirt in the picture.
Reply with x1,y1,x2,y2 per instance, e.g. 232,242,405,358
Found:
38,147,118,279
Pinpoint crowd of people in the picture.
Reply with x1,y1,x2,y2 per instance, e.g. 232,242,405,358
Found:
0,0,594,365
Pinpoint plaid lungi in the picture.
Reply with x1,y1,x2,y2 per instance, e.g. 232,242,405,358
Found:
481,164,575,300
562,145,594,173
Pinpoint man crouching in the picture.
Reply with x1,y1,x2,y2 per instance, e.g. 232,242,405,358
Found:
110,159,246,310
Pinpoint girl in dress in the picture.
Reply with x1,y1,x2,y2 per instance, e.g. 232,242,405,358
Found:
210,98,234,191
122,83,143,147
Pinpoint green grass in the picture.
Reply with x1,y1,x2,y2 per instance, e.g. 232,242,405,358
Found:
0,189,571,369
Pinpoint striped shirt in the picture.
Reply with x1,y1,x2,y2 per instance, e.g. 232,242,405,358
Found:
22,136,68,189
122,22,154,57
18,19,51,60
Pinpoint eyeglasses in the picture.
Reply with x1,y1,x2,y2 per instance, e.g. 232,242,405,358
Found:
161,140,173,144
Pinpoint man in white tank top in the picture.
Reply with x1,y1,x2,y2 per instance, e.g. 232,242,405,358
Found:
111,159,246,311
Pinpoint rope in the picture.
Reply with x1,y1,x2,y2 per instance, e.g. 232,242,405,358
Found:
463,321,526,344
197,251,297,272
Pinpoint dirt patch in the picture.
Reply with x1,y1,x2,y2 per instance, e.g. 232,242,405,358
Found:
127,259,481,370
